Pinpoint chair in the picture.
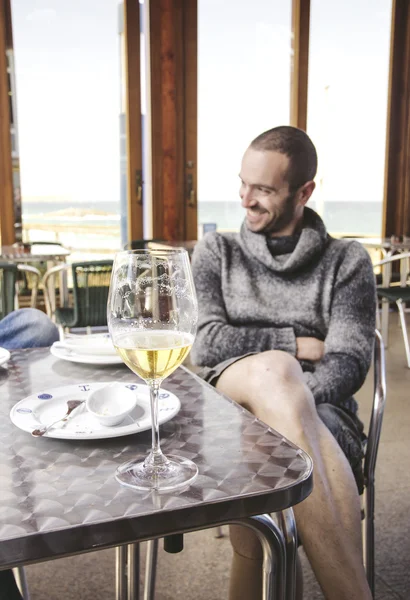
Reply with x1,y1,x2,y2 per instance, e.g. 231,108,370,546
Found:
373,252,410,366
0,262,41,318
124,239,164,250
138,330,386,599
362,329,387,596
42,260,113,336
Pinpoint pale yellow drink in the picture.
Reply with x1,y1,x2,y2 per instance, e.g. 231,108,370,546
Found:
115,330,194,381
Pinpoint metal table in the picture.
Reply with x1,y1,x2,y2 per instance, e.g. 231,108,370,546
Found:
0,243,70,263
0,349,313,599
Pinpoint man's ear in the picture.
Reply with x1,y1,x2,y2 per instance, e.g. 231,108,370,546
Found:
298,181,316,206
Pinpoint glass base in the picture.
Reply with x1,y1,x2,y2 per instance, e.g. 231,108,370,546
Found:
115,455,198,492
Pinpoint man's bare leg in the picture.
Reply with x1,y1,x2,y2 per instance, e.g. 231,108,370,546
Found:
216,350,371,600
228,529,304,600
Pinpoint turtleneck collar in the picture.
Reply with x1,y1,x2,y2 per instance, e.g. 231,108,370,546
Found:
240,206,329,273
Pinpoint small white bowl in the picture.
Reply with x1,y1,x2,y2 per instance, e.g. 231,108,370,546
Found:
86,382,138,427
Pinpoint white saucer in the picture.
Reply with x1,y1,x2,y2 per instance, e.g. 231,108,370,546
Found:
59,333,116,356
0,347,10,367
10,381,181,440
50,342,123,365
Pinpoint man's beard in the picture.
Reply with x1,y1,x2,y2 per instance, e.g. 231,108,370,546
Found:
258,190,298,235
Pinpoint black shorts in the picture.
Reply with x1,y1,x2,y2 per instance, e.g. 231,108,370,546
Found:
198,357,366,494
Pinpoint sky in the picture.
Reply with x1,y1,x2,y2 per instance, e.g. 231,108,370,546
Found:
11,0,392,207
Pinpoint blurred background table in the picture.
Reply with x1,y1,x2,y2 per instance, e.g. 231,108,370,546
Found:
0,242,70,264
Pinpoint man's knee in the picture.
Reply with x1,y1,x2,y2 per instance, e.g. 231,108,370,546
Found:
249,350,304,384
0,308,59,349
218,350,311,418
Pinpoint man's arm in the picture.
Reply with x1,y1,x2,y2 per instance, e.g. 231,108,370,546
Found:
191,233,297,367
303,242,376,406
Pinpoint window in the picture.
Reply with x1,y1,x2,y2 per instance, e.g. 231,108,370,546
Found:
197,0,293,234
11,0,123,259
307,0,392,236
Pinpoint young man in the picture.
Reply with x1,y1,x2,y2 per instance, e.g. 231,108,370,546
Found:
0,308,59,349
191,126,375,599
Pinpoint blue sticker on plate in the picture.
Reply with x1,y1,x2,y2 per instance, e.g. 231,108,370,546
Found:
159,393,170,399
38,393,53,400
17,407,32,414
126,384,138,390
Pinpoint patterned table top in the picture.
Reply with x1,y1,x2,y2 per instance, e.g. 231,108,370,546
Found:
0,348,312,569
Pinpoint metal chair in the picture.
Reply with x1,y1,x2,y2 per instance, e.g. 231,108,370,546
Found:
42,260,113,337
0,262,41,318
362,329,387,596
136,331,386,599
373,252,410,365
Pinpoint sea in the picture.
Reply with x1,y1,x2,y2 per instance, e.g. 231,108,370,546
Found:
22,200,384,259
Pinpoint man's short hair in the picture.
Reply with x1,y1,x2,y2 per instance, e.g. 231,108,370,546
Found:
250,126,318,192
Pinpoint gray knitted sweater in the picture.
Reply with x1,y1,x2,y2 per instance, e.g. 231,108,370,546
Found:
191,207,376,409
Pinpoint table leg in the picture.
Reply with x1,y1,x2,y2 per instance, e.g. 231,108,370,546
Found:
127,544,140,600
137,510,297,600
277,509,298,600
116,545,127,600
143,539,158,600
13,566,31,600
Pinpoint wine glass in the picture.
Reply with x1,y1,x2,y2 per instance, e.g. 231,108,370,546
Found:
107,248,198,491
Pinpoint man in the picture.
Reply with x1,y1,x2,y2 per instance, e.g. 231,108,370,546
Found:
191,126,375,599
0,308,59,349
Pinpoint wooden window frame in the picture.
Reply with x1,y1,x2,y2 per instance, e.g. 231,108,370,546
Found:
123,0,144,243
149,0,197,242
290,0,311,131
0,0,15,246
383,0,410,238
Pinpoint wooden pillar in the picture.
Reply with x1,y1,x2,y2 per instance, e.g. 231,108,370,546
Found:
0,0,15,246
290,0,310,131
123,0,143,242
149,0,196,241
383,0,410,237
183,0,197,241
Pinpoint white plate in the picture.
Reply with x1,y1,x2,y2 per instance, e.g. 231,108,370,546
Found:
0,347,10,366
10,381,181,440
59,334,117,356
50,342,124,365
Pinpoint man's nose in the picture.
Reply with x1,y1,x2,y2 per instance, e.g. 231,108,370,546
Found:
240,185,254,207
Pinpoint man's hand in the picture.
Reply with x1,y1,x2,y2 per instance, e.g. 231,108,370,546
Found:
296,337,325,362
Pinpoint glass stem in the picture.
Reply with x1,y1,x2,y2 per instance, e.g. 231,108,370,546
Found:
145,381,168,468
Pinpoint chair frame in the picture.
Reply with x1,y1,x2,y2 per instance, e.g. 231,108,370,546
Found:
42,261,112,338
362,329,387,596
0,262,41,317
374,252,410,366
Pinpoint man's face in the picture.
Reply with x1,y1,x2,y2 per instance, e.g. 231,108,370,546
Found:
239,148,301,236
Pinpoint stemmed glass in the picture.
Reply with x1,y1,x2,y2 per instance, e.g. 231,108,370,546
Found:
107,248,198,491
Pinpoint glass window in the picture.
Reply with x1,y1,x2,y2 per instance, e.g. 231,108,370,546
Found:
197,0,292,234
307,0,392,236
11,0,122,260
